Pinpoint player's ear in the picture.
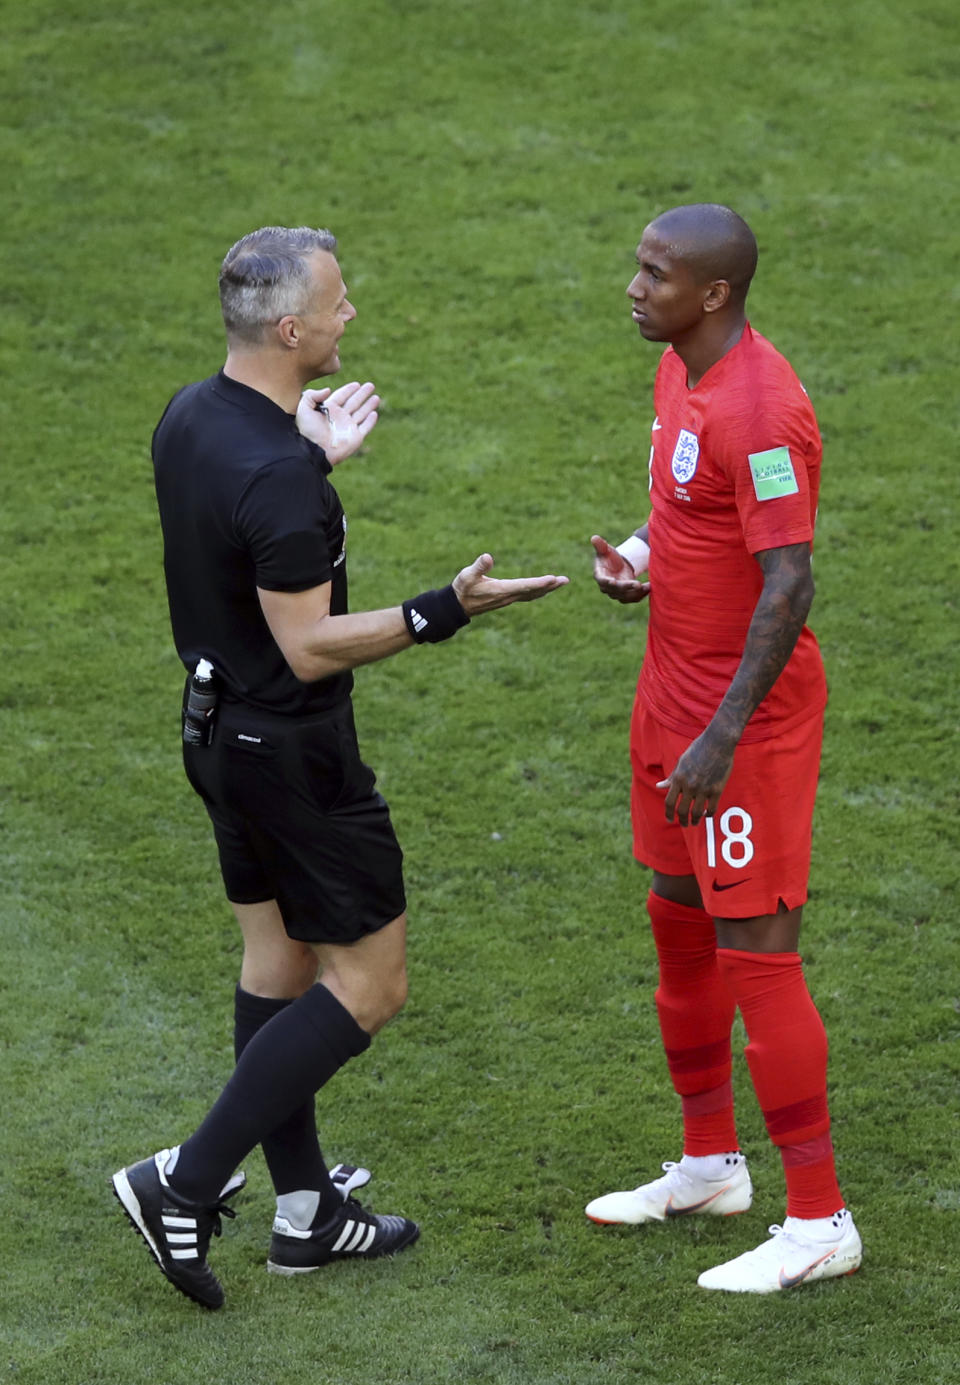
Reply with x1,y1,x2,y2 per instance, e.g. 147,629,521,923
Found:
702,279,731,314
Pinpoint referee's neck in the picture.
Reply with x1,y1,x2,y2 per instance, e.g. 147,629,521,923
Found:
223,351,302,416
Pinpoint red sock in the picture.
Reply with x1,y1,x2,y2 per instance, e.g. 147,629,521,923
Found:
649,892,738,1156
716,949,844,1218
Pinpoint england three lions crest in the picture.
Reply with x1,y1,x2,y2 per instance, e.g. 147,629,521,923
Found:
671,429,700,483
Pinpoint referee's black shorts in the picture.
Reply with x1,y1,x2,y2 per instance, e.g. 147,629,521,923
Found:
182,695,406,945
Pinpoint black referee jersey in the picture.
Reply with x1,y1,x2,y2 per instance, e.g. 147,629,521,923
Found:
153,370,352,716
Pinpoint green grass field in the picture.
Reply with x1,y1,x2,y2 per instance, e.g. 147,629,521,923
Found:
1,0,958,1381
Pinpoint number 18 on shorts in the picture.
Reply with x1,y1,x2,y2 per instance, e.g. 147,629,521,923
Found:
629,700,823,918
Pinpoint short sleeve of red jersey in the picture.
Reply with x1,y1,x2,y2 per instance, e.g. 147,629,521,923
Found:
234,454,335,592
712,387,821,556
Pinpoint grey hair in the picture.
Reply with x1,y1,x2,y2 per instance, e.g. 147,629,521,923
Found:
218,226,338,343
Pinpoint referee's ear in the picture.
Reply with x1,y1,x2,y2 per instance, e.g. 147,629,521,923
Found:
276,314,303,349
275,313,308,349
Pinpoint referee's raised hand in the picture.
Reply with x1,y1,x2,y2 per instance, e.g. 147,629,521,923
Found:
452,553,569,614
297,381,380,464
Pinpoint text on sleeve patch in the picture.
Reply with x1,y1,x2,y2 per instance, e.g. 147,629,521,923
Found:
748,446,799,501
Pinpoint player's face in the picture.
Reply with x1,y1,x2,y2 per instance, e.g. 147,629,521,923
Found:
294,250,357,376
627,227,706,345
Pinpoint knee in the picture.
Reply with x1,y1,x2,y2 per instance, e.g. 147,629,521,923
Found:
241,944,318,999
651,872,704,910
322,962,408,1036
366,965,408,1033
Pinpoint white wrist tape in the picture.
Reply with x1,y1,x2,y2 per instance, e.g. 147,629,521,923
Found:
615,534,650,575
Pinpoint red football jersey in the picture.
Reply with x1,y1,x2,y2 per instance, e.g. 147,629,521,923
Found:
636,323,827,742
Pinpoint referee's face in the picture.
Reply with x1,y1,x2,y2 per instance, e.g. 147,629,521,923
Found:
296,250,357,378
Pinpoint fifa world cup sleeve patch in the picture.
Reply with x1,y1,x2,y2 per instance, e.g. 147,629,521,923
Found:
748,446,799,501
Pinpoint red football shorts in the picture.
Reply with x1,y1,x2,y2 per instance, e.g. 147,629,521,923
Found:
630,698,823,919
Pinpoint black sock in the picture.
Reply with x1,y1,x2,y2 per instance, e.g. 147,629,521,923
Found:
172,984,370,1205
234,987,339,1213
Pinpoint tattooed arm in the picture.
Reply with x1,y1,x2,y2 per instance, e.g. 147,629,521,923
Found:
659,542,815,826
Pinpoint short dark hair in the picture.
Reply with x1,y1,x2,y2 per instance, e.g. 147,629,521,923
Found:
219,226,337,343
650,204,758,303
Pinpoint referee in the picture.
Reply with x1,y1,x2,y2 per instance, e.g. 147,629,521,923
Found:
112,225,568,1310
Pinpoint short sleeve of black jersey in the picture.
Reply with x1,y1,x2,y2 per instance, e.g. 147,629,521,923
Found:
234,454,335,593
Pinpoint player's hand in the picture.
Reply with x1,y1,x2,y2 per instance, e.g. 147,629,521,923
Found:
591,535,650,603
296,381,380,464
657,729,736,827
452,553,569,615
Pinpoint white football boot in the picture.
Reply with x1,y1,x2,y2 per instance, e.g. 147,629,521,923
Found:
585,1152,752,1225
697,1208,862,1293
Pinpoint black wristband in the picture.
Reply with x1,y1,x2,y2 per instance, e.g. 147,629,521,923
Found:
402,584,470,644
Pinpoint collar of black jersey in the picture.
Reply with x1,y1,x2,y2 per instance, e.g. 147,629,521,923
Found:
214,369,332,474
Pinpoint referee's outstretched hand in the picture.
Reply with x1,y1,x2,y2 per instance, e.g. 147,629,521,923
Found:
452,554,569,615
296,381,380,464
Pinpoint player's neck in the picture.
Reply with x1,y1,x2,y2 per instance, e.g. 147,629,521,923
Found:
675,315,747,390
223,350,303,415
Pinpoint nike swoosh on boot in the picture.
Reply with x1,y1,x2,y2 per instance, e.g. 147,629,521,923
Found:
778,1249,837,1289
664,1184,734,1217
